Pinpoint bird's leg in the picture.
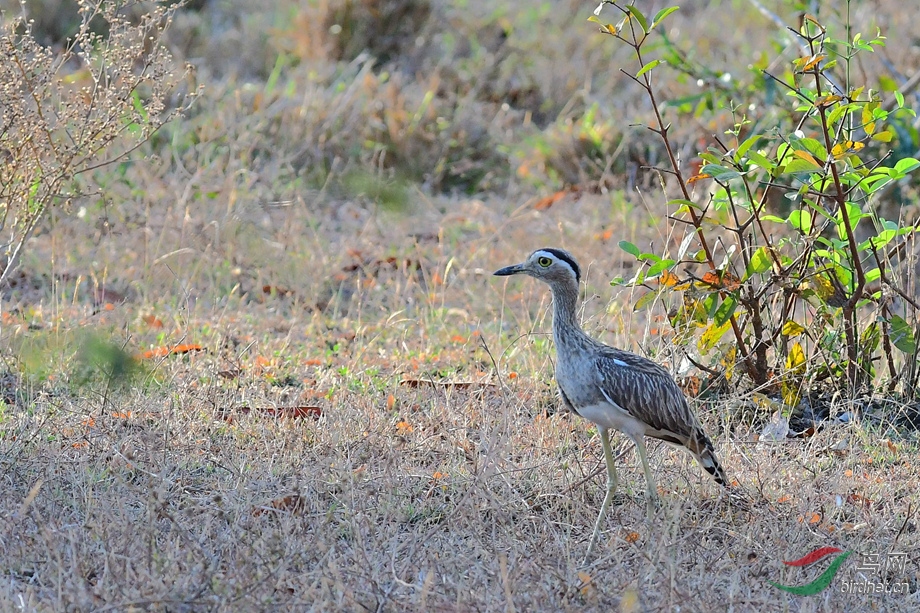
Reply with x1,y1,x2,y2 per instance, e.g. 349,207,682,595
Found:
585,428,618,562
633,436,659,519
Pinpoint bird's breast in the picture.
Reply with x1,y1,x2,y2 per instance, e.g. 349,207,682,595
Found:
555,357,600,408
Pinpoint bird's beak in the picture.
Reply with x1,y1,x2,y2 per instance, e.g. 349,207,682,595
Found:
493,263,524,276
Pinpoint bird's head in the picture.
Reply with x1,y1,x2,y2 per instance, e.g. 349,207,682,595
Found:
493,248,581,286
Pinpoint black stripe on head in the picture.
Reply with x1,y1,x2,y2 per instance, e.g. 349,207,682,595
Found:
539,248,581,283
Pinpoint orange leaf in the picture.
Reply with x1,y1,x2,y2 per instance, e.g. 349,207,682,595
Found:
450,335,467,343
432,471,447,480
396,420,414,433
142,314,164,329
507,371,518,379
687,173,711,183
679,375,701,397
216,406,322,423
262,284,295,297
624,531,640,543
253,494,306,516
844,469,853,477
386,394,396,410
777,494,791,503
304,358,323,366
700,270,741,291
534,190,568,211
793,149,822,167
659,270,680,287
399,378,493,390
802,54,825,71
142,343,203,359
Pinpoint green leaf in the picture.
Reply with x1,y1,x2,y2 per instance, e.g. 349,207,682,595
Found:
636,59,661,78
633,290,658,311
701,164,742,181
747,246,773,276
796,137,828,160
888,315,917,354
895,157,920,175
668,198,700,210
619,240,641,257
651,6,679,28
698,320,731,354
626,4,649,33
735,134,760,160
826,102,852,127
837,202,869,239
646,259,676,277
746,150,774,171
713,295,737,327
872,130,893,142
699,152,722,165
789,210,813,233
782,158,823,175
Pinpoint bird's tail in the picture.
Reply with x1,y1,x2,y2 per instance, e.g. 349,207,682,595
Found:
686,429,728,487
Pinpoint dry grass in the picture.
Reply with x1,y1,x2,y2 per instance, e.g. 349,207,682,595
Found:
2,0,919,610
2,193,918,611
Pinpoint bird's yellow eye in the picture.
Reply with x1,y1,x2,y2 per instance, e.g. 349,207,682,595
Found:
537,256,552,267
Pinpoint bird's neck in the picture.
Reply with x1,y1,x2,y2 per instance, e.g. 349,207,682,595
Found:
550,282,585,346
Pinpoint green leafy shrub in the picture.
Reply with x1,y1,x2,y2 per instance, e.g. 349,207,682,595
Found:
593,2,920,405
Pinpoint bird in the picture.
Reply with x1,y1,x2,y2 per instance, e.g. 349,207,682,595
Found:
494,247,728,558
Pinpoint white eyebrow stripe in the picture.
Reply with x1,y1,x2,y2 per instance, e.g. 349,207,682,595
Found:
533,250,576,277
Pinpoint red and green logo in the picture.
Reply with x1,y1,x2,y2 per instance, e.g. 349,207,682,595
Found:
769,547,851,596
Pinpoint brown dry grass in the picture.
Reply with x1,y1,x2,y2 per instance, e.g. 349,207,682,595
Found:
2,0,919,611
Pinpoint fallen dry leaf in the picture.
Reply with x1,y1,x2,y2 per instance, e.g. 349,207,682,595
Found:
216,406,322,423
253,494,305,516
534,189,570,211
846,493,872,507
142,314,164,329
399,378,495,389
142,343,204,359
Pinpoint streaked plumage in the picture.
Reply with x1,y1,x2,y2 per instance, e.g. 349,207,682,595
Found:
494,248,727,559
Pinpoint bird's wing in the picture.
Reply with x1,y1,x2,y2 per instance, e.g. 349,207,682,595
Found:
592,349,695,440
